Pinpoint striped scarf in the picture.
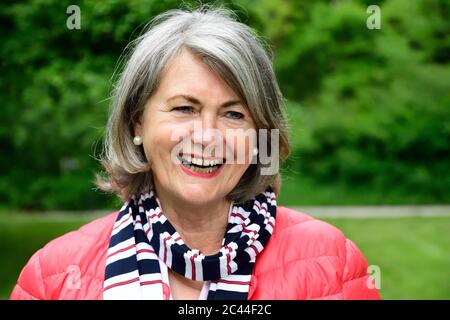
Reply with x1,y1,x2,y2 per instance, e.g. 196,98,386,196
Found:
103,186,276,300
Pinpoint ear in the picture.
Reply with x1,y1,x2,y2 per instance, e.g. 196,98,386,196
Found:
134,122,142,137
133,115,143,137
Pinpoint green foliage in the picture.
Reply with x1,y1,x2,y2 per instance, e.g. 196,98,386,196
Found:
275,0,450,203
0,0,448,209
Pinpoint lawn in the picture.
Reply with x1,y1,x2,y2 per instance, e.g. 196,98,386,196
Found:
276,175,447,206
0,213,449,299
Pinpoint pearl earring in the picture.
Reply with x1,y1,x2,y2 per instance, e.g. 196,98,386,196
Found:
253,147,258,156
133,136,143,146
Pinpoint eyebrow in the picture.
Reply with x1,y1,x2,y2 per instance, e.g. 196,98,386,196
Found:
167,94,242,108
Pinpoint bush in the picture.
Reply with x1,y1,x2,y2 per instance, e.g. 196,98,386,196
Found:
0,0,448,209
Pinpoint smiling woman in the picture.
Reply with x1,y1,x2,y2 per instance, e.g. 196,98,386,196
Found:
96,8,290,204
10,5,380,301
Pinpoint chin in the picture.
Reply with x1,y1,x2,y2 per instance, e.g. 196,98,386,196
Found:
177,184,221,204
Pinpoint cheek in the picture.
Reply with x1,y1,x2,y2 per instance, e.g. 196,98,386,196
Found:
143,126,178,162
223,132,255,183
225,132,255,164
222,163,251,193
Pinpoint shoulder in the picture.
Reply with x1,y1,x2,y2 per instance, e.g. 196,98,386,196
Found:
255,206,351,274
274,206,348,254
38,211,119,274
10,211,119,299
250,206,380,299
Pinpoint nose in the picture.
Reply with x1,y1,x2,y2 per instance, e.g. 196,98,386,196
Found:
191,112,218,147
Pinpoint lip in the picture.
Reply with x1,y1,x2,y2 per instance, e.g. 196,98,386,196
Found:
179,162,225,179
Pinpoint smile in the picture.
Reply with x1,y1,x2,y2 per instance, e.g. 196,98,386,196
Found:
177,154,225,178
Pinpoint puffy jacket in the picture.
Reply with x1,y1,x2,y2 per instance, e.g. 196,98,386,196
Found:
9,206,381,300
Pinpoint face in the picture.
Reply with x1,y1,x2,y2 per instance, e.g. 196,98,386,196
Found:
134,49,257,206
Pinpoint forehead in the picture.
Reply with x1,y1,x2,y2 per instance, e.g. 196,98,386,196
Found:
156,49,239,101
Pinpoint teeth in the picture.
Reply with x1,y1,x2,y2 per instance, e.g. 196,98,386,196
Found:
179,154,224,168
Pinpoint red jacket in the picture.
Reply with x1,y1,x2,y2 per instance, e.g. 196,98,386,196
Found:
10,206,381,300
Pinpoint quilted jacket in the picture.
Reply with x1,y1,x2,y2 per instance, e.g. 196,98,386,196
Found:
10,206,381,300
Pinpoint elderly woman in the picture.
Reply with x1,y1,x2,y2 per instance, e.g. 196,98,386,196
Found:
10,7,380,300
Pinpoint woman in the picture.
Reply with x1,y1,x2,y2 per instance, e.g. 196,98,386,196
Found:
10,7,380,300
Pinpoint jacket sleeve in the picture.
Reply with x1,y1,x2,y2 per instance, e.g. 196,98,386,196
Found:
9,249,46,300
342,239,381,300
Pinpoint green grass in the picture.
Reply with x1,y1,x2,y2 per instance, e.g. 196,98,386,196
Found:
1,214,449,299
277,175,447,206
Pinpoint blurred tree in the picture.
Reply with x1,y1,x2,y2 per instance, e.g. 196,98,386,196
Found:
0,0,448,209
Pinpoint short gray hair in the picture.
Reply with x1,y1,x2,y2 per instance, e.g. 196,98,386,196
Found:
95,5,290,203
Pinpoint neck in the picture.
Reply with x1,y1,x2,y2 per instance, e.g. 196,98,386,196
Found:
154,184,232,256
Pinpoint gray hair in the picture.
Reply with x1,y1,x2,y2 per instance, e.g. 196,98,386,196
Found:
95,5,290,203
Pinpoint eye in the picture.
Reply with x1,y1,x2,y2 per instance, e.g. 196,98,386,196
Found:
226,111,244,120
172,106,194,114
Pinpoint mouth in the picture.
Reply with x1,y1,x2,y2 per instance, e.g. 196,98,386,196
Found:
177,153,225,176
